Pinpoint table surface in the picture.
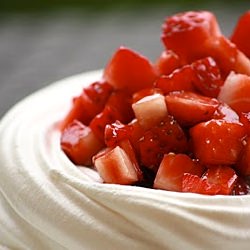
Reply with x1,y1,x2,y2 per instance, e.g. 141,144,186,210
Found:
0,2,249,119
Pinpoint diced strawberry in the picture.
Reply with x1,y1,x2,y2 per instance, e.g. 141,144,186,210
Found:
182,165,238,195
212,103,239,123
61,120,104,166
190,119,246,165
165,91,219,126
205,36,250,76
132,93,168,130
218,72,250,114
138,116,188,170
231,11,250,58
154,65,195,94
89,106,120,143
236,136,250,176
132,88,163,103
93,146,140,185
103,46,157,94
104,120,133,147
83,80,113,108
60,81,113,130
161,11,221,63
154,153,205,192
231,177,250,195
239,112,250,136
191,57,224,97
155,50,181,76
105,90,134,123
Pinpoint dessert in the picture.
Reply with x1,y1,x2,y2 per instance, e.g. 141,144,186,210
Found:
1,10,250,249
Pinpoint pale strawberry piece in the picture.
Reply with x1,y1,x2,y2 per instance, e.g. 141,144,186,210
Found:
132,93,168,130
218,72,250,114
93,146,140,185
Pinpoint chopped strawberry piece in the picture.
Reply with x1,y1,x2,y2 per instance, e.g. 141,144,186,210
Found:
155,50,181,76
132,88,163,103
103,46,157,94
236,137,250,176
191,57,224,97
132,93,168,130
105,90,134,124
218,72,250,114
182,166,238,195
61,120,104,166
60,81,113,130
154,65,195,94
104,121,133,147
162,11,221,63
190,119,246,165
154,153,205,192
165,91,219,126
239,112,250,136
205,36,250,76
231,177,250,195
93,146,140,185
89,106,120,143
138,116,188,170
212,103,239,123
231,11,250,58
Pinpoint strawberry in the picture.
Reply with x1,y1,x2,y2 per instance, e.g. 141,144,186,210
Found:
154,153,205,192
93,146,140,185
60,81,113,130
191,57,224,97
103,46,157,94
231,11,250,58
61,120,104,166
155,50,181,76
138,116,188,170
161,11,221,63
218,72,250,114
154,65,195,94
132,93,168,130
239,112,250,136
231,177,250,195
190,119,246,165
165,91,219,126
236,136,250,176
212,103,239,123
182,166,238,195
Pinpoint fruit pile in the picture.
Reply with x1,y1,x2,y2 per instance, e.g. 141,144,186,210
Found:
60,10,250,195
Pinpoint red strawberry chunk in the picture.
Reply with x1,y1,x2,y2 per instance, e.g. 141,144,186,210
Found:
138,116,188,170
103,46,157,94
212,103,239,123
165,91,219,126
61,120,104,166
191,57,224,97
239,112,250,136
190,119,246,165
231,11,250,58
93,146,140,185
236,137,250,176
162,11,221,63
154,65,195,94
182,166,238,195
154,153,205,192
232,177,250,195
155,50,181,76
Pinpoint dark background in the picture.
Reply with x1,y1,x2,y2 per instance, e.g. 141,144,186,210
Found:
0,0,249,118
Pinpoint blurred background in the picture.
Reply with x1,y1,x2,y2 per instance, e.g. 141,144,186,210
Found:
0,0,249,118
